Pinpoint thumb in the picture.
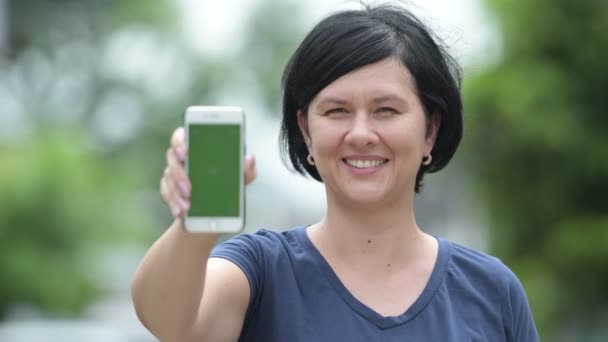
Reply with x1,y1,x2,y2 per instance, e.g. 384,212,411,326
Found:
244,155,257,185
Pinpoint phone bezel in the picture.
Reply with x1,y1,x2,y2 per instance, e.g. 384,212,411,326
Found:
184,106,245,234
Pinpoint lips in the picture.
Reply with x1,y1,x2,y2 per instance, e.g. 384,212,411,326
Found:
343,158,389,169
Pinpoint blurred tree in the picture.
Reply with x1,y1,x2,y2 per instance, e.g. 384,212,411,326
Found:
464,0,608,340
239,0,308,113
0,128,148,316
0,0,181,318
0,0,307,319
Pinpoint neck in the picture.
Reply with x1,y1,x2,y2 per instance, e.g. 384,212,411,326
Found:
310,191,429,269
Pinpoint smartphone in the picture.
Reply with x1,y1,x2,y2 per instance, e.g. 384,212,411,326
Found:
184,106,245,233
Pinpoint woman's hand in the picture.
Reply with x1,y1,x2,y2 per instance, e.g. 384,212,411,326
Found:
160,127,257,219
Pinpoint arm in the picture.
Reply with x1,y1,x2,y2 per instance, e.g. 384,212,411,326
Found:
132,220,250,341
131,127,256,341
505,271,540,342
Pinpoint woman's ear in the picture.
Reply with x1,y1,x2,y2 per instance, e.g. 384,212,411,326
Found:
297,110,312,148
425,113,441,150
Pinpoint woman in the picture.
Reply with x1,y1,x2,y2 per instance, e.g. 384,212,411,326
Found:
132,4,539,341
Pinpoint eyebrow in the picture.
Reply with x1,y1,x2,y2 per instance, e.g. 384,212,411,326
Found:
316,95,408,106
371,95,407,104
316,98,348,106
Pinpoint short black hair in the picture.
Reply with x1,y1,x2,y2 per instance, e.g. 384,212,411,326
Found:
280,4,463,193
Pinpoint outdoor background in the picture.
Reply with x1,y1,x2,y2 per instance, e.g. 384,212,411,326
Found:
0,0,606,340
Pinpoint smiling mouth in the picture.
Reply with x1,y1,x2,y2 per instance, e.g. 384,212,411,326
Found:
343,159,389,169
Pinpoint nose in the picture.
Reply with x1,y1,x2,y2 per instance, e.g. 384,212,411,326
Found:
343,112,379,148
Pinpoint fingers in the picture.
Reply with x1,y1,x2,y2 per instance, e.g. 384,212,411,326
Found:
166,146,190,198
160,168,184,217
171,127,186,155
161,127,191,219
170,126,188,163
244,155,257,185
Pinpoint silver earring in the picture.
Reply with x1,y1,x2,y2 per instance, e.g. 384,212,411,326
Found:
422,154,432,166
307,154,315,166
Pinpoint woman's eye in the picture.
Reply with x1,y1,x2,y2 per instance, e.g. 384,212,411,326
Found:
375,107,398,115
326,108,347,115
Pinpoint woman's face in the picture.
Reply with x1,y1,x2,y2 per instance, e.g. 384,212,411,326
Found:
299,58,439,207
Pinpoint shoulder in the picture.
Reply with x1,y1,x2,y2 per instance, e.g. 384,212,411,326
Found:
231,226,303,246
438,239,539,340
213,226,305,258
209,226,307,299
442,239,520,299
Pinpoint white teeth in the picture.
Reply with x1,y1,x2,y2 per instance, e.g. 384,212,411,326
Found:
346,159,386,168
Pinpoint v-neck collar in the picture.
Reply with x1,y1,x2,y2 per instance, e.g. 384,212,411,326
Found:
296,225,451,330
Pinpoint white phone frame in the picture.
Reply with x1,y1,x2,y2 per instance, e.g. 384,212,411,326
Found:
184,106,245,233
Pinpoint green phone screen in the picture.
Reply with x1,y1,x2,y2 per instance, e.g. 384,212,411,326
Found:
188,124,241,217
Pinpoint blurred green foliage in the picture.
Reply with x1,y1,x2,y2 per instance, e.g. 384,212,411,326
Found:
0,0,180,318
239,0,307,111
0,0,304,319
0,128,146,315
464,0,608,339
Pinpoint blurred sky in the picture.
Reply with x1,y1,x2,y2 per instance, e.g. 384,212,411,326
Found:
179,0,498,66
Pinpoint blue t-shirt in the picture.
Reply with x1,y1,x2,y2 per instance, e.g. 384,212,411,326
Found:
210,226,539,341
